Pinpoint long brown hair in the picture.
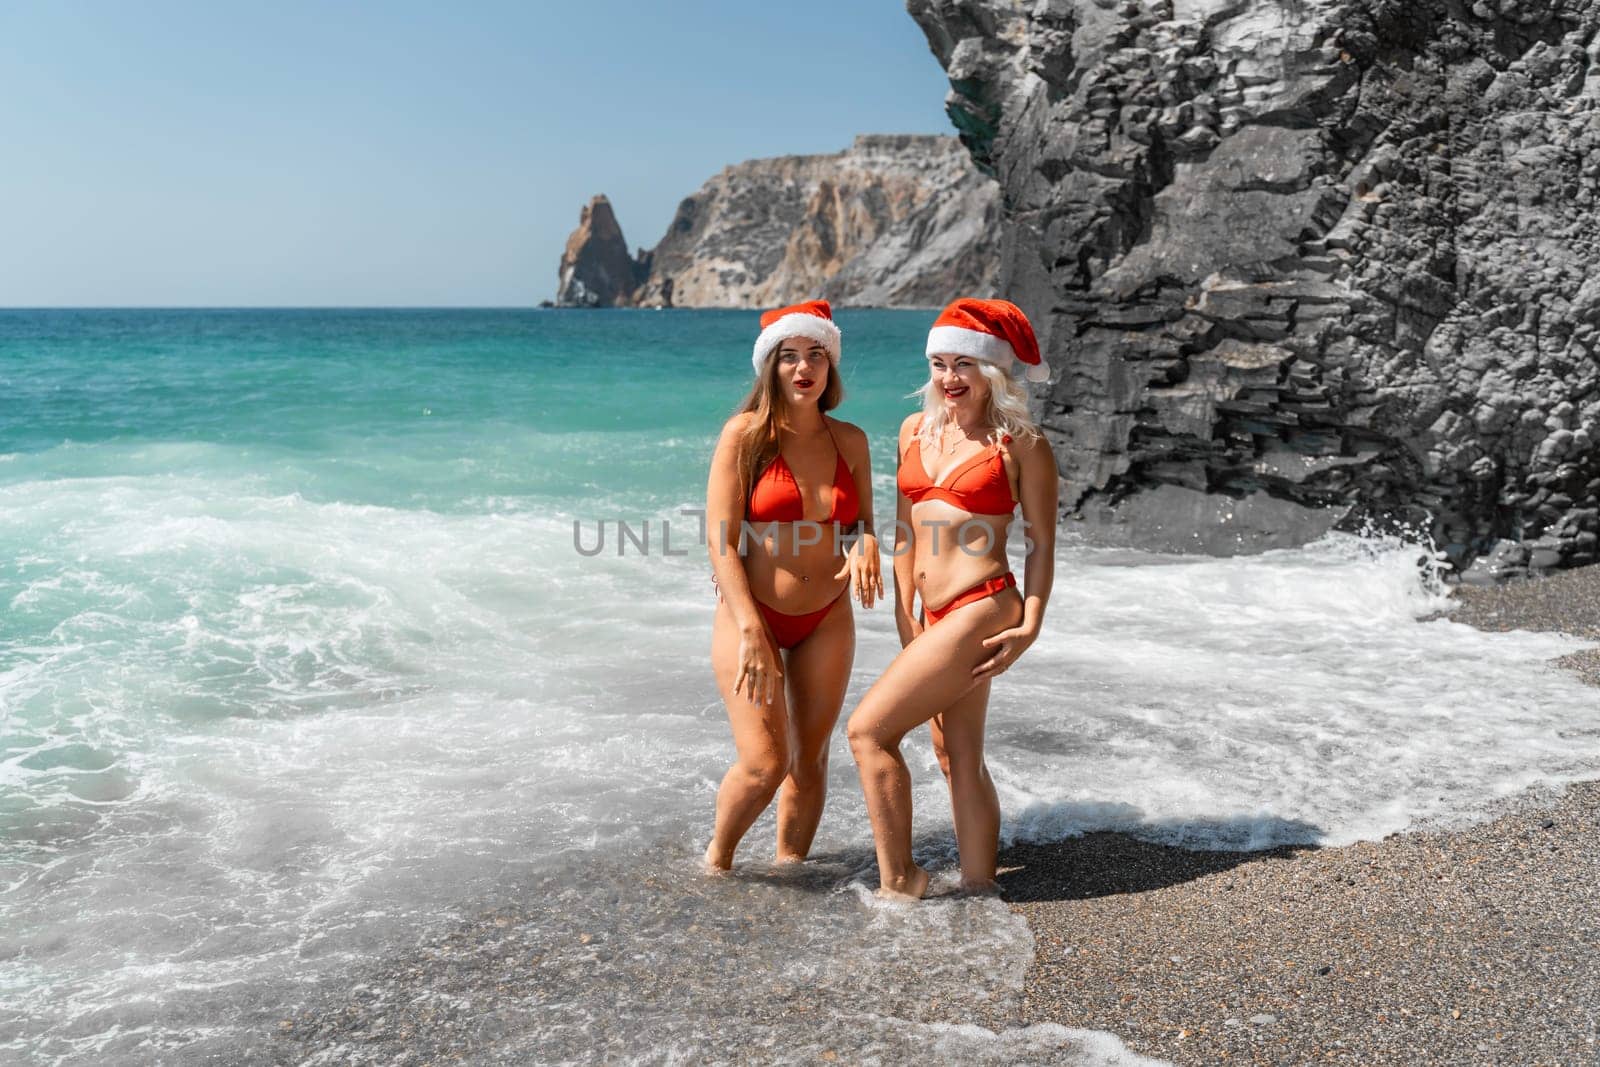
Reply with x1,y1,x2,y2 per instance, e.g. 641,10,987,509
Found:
734,345,845,499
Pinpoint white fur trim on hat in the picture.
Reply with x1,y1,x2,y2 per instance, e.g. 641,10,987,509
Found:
927,325,1014,365
752,314,841,375
926,325,1051,383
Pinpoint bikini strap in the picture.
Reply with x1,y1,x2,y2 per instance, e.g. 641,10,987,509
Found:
900,415,924,464
822,417,841,453
822,417,850,474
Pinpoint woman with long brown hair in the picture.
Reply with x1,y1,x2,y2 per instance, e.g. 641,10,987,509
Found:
703,301,881,870
847,298,1057,899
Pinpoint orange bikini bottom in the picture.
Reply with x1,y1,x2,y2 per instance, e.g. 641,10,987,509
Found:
924,572,1016,626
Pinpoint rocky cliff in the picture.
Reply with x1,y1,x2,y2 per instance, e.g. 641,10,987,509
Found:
909,0,1600,575
555,195,649,308
555,135,1000,309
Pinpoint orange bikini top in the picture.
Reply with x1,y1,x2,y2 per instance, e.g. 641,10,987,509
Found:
897,419,1017,515
746,423,860,526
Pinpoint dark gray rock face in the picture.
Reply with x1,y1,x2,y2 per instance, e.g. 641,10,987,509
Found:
908,0,1600,573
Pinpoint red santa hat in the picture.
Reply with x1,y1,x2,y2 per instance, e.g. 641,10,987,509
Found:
752,300,841,376
925,298,1049,383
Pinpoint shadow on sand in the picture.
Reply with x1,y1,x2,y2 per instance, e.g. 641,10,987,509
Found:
767,808,1325,904
997,812,1323,904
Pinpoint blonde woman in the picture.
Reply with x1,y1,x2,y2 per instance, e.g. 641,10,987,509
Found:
704,301,882,870
847,298,1057,899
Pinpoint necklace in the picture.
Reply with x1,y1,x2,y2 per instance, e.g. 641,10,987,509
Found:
941,424,987,454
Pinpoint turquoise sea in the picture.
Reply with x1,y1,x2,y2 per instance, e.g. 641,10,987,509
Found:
2,309,1596,1063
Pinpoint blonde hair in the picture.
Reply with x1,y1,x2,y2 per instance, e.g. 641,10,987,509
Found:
733,349,844,499
911,361,1040,450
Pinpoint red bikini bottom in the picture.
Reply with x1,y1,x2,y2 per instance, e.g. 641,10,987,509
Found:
924,572,1016,626
757,589,847,650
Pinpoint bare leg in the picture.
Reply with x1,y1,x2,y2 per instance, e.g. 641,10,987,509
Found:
930,682,1000,892
775,595,854,863
705,600,790,870
846,592,1021,898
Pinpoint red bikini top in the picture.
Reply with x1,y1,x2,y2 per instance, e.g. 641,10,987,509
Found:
746,423,860,525
897,419,1017,515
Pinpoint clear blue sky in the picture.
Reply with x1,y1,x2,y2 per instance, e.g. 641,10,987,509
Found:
0,2,955,306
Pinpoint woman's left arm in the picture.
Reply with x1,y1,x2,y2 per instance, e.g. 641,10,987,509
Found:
974,431,1058,679
832,422,883,608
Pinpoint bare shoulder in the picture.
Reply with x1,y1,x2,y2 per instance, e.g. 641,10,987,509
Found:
826,416,869,448
1010,428,1058,472
822,417,871,472
718,411,757,442
897,411,921,442
711,413,758,466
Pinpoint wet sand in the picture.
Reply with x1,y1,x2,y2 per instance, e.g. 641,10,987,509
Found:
1450,563,1600,686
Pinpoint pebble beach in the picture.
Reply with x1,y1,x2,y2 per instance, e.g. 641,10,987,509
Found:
998,565,1600,1066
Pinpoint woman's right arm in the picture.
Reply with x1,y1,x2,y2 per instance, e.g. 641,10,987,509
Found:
706,415,781,703
892,414,922,648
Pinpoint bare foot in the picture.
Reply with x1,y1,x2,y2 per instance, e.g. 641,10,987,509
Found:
875,864,930,901
774,852,806,865
702,843,732,874
957,878,1000,897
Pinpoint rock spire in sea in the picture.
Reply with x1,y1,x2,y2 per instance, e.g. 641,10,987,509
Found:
555,195,650,309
